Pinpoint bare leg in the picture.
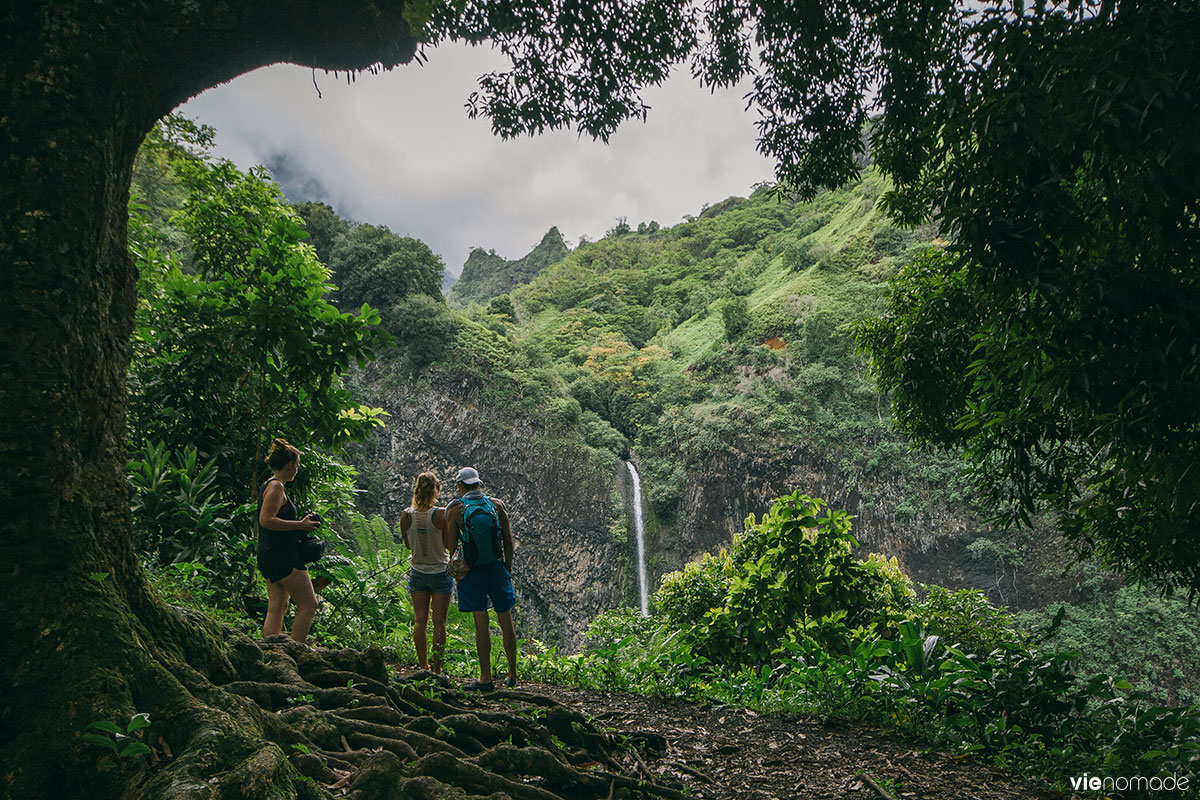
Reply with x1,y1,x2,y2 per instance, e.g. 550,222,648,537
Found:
430,591,451,673
495,608,518,681
264,577,290,638
281,569,318,643
472,610,492,683
411,589,432,669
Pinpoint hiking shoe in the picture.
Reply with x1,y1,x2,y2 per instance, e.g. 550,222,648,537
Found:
464,679,495,692
502,676,518,689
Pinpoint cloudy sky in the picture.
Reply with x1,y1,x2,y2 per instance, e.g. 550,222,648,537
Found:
180,42,775,278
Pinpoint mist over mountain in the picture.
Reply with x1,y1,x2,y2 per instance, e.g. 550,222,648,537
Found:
264,151,340,210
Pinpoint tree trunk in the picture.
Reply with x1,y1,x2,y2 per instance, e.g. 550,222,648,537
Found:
0,4,418,796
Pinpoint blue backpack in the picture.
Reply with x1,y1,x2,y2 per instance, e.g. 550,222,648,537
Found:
459,494,502,567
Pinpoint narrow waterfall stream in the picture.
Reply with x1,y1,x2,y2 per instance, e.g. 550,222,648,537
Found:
625,461,650,616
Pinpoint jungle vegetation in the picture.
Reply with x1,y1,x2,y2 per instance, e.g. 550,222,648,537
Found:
117,111,1200,795
4,1,1199,797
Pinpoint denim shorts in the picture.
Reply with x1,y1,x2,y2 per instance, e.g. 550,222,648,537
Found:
457,561,516,613
408,568,453,595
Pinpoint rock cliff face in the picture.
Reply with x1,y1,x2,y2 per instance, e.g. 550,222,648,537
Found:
355,362,626,648
658,439,968,576
647,435,1081,612
353,368,1082,649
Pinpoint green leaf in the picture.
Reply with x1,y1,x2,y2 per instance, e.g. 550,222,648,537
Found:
119,742,152,757
81,734,120,753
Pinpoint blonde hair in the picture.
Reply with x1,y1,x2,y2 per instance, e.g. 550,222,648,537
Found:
411,472,440,511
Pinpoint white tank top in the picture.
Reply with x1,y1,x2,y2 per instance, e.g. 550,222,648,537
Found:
408,506,448,574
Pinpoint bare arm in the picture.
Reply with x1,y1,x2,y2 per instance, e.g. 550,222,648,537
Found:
399,509,412,550
258,481,318,532
442,503,461,555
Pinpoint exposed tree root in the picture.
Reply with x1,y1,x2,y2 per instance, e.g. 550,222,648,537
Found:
123,632,684,799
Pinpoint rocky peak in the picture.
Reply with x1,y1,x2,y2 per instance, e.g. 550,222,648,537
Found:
449,227,568,307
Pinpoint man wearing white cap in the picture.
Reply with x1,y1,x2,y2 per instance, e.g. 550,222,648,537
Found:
443,466,518,690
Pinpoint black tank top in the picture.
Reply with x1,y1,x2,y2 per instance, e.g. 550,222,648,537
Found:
258,479,298,547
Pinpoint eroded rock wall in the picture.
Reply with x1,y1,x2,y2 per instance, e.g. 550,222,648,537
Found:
356,364,626,648
651,436,1079,611
355,363,1085,650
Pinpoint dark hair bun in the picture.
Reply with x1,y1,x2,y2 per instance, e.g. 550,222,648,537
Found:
266,437,300,470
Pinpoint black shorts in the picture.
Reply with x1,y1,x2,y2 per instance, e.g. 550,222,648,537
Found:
257,542,306,583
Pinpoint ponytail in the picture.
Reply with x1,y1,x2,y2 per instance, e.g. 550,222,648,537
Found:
411,471,440,510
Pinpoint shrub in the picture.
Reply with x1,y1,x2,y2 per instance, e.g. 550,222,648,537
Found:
1018,587,1200,706
860,553,917,615
387,293,460,367
691,492,906,665
129,441,233,566
720,296,751,340
312,514,412,648
579,410,626,455
871,226,912,257
128,441,251,607
546,395,583,431
643,461,684,523
486,294,516,322
914,585,1025,657
724,263,759,296
782,239,818,271
655,552,731,627
802,307,852,367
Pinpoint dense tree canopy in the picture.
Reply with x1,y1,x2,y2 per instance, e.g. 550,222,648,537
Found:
328,223,446,311
856,3,1200,590
129,151,389,505
293,200,350,266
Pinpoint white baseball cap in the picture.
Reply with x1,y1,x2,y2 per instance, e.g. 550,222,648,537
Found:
455,466,481,485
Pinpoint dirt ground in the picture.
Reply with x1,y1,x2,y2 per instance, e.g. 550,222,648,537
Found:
508,681,1066,800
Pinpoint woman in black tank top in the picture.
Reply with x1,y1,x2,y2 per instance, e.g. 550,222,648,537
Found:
257,438,321,643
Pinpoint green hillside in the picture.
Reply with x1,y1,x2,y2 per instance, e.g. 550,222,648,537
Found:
460,175,941,513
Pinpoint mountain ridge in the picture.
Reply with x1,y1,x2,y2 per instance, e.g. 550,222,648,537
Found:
449,226,569,307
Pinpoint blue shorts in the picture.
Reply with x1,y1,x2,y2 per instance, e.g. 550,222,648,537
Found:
408,569,453,595
457,561,516,613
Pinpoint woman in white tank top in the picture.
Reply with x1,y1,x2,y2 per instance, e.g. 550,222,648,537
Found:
399,471,452,673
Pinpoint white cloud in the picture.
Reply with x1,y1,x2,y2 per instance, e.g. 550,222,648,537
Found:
180,43,774,275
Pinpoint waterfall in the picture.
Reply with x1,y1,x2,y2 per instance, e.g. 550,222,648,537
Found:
626,461,649,617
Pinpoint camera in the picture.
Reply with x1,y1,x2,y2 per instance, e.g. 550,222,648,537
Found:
306,512,323,525
298,535,324,564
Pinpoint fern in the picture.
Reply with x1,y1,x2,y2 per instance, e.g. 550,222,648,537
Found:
349,513,403,571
